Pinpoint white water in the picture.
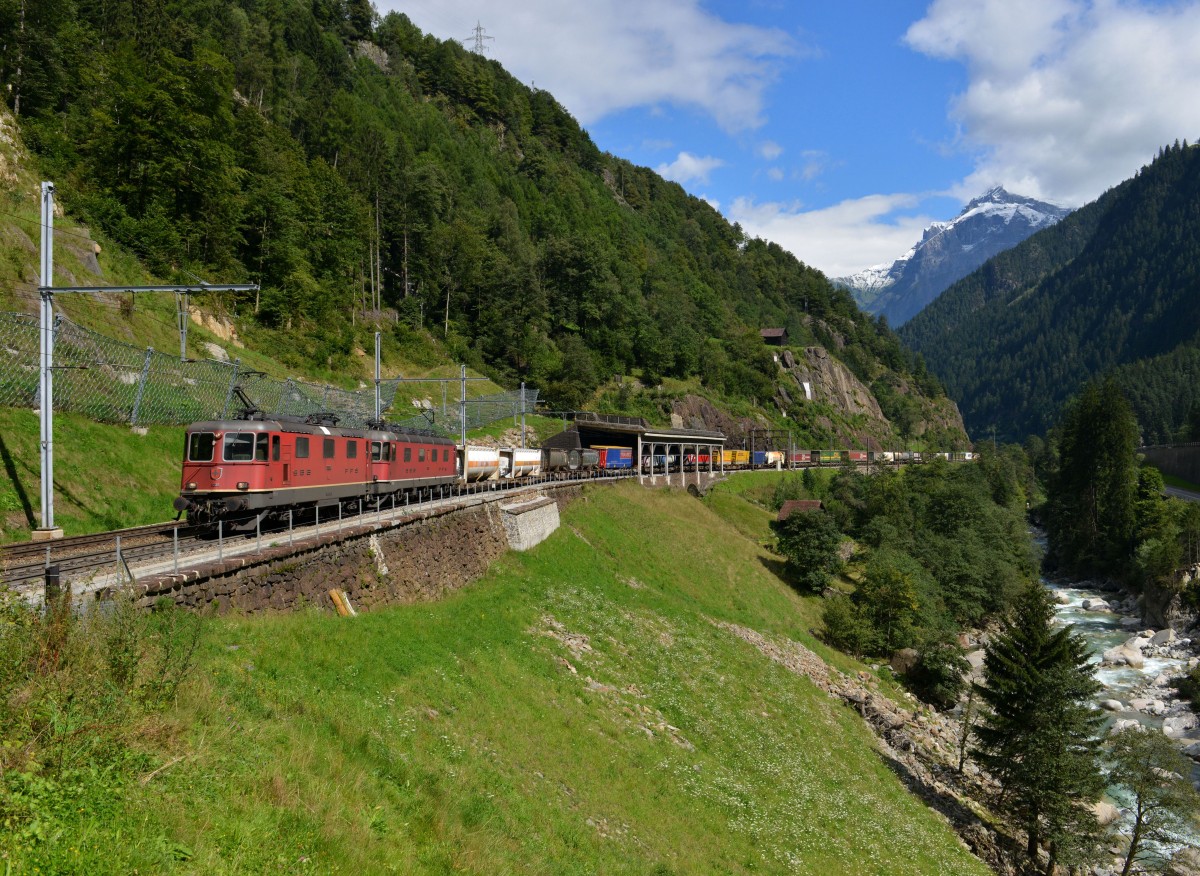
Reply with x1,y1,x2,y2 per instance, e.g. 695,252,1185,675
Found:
1040,572,1200,859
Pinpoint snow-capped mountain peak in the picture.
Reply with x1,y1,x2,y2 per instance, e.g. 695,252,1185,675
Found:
834,188,1069,325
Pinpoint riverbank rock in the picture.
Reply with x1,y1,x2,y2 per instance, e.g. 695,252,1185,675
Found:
1152,628,1177,646
890,648,919,675
1183,740,1200,761
1111,719,1142,734
1167,846,1200,876
1100,699,1124,712
1144,576,1200,633
1130,697,1169,716
1092,800,1122,826
1163,713,1199,738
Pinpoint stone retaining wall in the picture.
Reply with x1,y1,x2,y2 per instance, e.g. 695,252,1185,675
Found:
135,485,583,615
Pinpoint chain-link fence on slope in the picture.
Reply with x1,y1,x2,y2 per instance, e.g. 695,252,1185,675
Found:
0,311,537,435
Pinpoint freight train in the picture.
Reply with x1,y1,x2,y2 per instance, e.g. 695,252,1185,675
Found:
173,407,971,527
173,413,605,528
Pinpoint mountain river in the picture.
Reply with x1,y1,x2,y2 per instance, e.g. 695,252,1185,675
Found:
1039,566,1200,862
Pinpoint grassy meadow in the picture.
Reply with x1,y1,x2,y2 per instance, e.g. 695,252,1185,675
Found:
2,477,987,875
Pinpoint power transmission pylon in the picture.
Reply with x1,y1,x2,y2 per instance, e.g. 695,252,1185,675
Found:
465,21,493,54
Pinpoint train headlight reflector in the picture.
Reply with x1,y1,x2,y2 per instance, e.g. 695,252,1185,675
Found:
186,482,197,491
237,482,250,491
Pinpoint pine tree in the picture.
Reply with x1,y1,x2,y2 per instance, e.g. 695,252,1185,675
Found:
972,581,1105,872
1049,377,1139,573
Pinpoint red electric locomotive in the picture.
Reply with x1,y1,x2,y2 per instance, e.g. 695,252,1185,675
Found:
174,415,457,527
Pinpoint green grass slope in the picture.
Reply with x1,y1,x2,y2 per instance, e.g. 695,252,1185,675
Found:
6,481,986,875
0,408,184,540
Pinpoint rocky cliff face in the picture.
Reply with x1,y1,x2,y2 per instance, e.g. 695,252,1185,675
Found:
672,344,969,449
782,347,884,421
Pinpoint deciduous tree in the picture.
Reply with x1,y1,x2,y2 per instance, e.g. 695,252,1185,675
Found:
1107,726,1200,876
771,510,842,593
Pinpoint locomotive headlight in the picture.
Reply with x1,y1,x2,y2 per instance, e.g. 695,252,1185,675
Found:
236,482,249,491
185,482,197,491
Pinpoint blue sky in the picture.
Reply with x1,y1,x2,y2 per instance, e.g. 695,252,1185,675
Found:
381,0,1200,277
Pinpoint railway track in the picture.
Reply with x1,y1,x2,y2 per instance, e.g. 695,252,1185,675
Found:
0,472,641,592
1,521,197,588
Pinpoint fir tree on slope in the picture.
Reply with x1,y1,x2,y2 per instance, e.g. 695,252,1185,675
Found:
972,581,1105,874
1047,377,1140,575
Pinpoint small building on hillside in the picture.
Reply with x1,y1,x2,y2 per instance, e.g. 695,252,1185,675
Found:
776,499,824,521
760,327,788,346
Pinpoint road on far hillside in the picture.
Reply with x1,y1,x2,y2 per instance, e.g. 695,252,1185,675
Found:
1165,485,1200,503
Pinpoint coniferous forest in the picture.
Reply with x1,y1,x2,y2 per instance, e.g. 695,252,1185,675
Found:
901,142,1200,443
0,0,937,416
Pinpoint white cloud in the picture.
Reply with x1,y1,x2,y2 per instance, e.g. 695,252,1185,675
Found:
381,0,796,132
729,194,937,278
906,0,1200,205
757,140,784,160
657,152,725,184
767,167,784,181
641,138,675,152
798,150,833,182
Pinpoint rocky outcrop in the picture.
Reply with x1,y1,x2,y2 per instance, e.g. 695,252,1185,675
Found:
1143,572,1200,632
785,346,886,422
671,394,767,447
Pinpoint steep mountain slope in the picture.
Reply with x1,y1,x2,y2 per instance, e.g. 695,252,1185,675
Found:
838,188,1069,326
901,143,1200,441
0,2,959,448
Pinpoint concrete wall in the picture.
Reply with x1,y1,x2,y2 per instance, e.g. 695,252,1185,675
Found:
1141,445,1200,485
500,497,560,551
134,485,583,615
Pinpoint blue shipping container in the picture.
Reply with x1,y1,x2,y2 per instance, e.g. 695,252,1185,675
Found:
595,447,633,469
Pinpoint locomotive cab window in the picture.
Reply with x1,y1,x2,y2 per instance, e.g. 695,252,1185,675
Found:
385,443,394,462
323,438,335,459
418,448,426,462
271,435,280,461
223,432,257,462
346,440,358,459
371,441,382,462
296,437,310,459
404,446,412,463
255,434,269,461
188,432,215,462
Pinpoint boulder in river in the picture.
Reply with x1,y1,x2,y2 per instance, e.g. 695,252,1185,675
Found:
1083,598,1112,611
1101,699,1125,712
1151,628,1177,646
1162,713,1199,738
1110,719,1142,734
1103,645,1145,668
